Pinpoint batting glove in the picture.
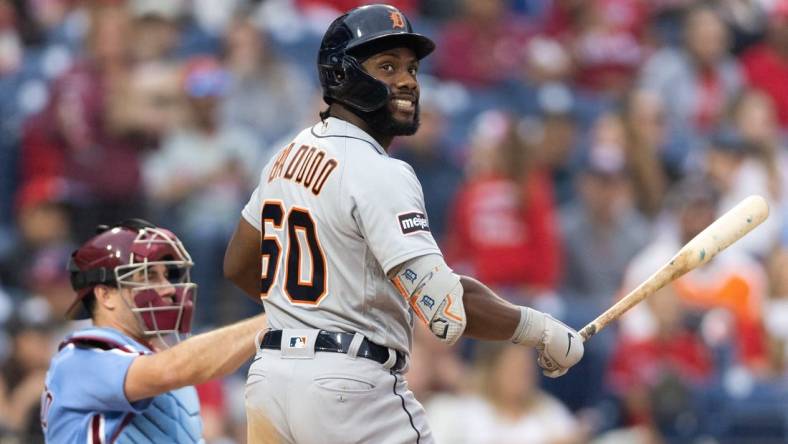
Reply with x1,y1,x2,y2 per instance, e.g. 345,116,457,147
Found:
510,306,584,378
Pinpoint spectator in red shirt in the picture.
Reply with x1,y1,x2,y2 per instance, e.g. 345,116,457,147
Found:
547,0,650,96
607,287,714,429
195,379,228,442
445,111,562,299
434,0,533,88
741,1,788,129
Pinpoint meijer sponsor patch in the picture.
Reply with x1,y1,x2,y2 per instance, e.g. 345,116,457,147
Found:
398,212,430,235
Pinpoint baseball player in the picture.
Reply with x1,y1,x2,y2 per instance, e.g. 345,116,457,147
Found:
41,219,265,443
224,5,584,444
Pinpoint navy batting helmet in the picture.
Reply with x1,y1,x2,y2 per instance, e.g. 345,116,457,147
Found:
317,4,435,113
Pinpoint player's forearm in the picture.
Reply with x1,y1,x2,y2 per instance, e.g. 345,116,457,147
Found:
460,276,520,340
169,314,265,383
126,315,266,401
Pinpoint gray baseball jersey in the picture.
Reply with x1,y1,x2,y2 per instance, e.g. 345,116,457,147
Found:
242,117,442,356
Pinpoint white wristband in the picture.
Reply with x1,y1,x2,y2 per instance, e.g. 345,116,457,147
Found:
510,306,545,347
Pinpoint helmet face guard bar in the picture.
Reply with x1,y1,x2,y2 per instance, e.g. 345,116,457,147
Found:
113,226,197,343
131,290,195,335
126,281,197,344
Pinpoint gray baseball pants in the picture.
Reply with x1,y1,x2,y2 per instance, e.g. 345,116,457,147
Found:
245,329,434,444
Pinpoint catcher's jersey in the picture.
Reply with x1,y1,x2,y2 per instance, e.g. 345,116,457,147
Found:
242,117,441,356
42,327,203,444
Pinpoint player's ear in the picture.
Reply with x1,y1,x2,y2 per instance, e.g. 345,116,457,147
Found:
93,285,118,311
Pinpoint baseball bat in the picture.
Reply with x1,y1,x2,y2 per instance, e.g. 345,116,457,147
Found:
579,195,769,342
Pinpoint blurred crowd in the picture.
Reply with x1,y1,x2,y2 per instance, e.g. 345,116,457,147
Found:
2,0,788,442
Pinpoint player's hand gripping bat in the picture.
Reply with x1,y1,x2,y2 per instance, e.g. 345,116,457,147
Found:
579,195,770,342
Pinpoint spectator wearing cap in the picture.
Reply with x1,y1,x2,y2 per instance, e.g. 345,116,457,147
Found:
618,178,769,372
741,1,788,129
142,56,262,327
639,5,742,140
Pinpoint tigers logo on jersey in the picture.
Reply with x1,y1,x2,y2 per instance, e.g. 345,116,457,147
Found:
398,212,429,235
389,11,405,29
403,269,418,284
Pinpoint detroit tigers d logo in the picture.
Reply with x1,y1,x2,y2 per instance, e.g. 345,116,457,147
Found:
389,11,405,29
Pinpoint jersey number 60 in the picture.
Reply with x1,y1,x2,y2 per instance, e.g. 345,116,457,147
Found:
260,200,327,304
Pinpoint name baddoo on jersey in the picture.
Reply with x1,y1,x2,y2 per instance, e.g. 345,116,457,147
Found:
398,212,430,234
268,143,339,195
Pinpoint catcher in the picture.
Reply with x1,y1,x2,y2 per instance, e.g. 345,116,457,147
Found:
41,219,265,443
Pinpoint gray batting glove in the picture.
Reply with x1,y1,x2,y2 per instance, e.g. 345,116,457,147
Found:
510,307,584,378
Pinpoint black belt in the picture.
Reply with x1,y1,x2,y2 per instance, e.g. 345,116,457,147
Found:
260,330,406,372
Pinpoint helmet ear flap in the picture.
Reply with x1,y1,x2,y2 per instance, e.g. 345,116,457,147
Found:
318,54,347,88
329,54,344,81
320,53,389,112
336,55,389,112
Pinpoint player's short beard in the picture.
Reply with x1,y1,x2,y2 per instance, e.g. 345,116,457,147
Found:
360,102,420,137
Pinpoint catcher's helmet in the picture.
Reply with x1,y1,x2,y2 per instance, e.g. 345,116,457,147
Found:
68,219,196,341
318,4,435,112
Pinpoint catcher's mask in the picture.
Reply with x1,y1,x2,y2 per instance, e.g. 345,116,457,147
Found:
68,219,197,344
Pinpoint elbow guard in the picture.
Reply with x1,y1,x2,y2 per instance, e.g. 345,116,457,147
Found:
391,255,467,345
